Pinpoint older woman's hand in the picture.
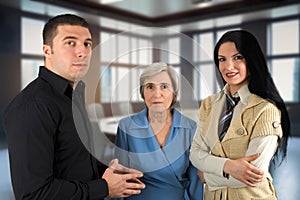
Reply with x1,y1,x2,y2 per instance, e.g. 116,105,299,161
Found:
197,170,206,184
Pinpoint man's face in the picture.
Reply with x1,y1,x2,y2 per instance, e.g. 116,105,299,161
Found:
43,25,92,86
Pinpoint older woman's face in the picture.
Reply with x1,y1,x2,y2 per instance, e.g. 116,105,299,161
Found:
143,71,174,112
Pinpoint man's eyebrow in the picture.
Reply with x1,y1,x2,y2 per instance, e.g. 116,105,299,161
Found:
62,36,93,42
62,36,77,41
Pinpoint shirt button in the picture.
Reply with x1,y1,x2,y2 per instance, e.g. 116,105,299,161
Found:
272,121,281,128
236,128,244,135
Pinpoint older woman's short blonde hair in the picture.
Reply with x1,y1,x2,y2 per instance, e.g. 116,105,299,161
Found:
139,62,179,107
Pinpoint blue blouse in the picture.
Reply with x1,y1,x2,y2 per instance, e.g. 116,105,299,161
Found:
113,108,203,200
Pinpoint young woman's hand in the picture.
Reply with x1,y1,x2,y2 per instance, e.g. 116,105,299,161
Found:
223,153,264,187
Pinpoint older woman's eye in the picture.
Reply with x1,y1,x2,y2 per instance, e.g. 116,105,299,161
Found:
161,83,169,89
145,84,153,89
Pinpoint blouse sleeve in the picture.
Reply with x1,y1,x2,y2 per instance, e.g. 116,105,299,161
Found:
114,123,130,168
185,163,204,200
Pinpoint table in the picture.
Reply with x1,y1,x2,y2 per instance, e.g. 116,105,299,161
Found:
98,109,199,136
98,115,124,135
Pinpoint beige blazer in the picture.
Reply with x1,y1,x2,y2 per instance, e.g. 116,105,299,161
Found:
198,93,282,200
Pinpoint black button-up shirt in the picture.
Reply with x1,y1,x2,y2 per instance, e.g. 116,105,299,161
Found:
4,66,108,200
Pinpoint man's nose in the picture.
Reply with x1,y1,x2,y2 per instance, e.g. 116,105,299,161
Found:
76,44,89,58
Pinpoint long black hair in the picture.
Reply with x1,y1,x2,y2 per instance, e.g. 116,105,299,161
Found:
214,30,290,165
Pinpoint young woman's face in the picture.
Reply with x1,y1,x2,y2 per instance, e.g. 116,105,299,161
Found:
143,71,174,113
218,42,248,94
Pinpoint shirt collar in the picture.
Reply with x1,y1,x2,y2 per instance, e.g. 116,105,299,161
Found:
130,108,190,129
39,66,74,98
220,84,251,105
39,66,85,98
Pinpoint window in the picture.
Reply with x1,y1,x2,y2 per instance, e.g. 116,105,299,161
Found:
193,32,216,100
270,58,299,102
270,20,299,55
268,19,300,102
21,59,43,89
168,37,180,64
21,17,44,89
21,17,44,55
100,32,152,102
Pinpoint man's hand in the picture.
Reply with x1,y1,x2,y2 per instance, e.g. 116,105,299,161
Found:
102,159,146,198
223,153,264,187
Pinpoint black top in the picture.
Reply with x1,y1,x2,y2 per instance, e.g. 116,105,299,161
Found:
4,66,108,200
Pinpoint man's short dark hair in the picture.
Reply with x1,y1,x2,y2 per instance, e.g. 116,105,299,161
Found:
43,14,91,47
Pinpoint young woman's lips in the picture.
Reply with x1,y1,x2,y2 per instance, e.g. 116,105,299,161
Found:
226,72,238,78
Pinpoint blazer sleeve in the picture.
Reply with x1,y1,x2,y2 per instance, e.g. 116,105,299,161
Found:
190,97,229,176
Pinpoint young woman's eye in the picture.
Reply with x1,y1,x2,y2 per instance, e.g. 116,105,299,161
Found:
218,57,225,62
234,55,244,60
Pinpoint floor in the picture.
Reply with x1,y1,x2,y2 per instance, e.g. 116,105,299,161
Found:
0,137,299,200
0,145,14,200
271,137,300,200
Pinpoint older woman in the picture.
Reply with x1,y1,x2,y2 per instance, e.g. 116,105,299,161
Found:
113,62,203,200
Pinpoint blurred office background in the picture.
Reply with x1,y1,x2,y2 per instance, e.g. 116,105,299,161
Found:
0,0,300,199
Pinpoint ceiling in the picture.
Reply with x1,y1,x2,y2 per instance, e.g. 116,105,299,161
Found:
1,0,300,32
33,0,300,27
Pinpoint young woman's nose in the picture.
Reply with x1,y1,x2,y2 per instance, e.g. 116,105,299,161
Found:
224,60,234,70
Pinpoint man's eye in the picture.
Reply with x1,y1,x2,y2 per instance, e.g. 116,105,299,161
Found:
67,41,75,46
85,43,92,47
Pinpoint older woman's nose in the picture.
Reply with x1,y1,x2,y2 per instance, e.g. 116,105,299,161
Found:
153,87,163,97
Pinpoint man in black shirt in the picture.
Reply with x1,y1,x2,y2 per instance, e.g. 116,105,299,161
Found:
4,14,145,200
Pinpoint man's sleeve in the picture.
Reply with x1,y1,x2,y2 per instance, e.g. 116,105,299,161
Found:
4,101,108,200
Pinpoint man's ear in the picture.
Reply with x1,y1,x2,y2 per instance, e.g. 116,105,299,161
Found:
43,44,52,57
